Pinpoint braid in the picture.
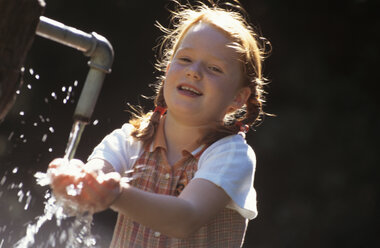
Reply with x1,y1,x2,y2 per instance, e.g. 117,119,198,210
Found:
153,80,167,108
243,80,264,126
130,1,270,147
130,82,167,148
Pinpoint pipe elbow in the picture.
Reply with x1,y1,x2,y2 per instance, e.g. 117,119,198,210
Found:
86,32,114,73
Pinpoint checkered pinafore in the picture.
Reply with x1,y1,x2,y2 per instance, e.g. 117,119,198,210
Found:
109,147,248,248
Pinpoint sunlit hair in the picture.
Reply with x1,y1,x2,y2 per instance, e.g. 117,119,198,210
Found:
129,0,271,147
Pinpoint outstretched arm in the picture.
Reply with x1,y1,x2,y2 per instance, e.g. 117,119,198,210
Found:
111,177,230,239
48,157,230,239
48,158,120,213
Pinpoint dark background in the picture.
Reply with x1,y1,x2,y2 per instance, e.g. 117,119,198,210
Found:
0,0,379,247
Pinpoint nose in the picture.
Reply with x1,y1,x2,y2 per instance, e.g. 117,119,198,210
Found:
186,62,202,80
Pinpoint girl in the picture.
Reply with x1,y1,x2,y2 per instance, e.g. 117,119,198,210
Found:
48,1,269,247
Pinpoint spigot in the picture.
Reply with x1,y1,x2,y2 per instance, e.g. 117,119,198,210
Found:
36,16,114,123
73,32,114,123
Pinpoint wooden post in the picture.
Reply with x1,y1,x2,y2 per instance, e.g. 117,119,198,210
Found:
0,0,45,121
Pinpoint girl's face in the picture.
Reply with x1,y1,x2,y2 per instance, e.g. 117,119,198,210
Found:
164,22,250,126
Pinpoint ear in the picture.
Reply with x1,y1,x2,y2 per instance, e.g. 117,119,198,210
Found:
229,86,251,111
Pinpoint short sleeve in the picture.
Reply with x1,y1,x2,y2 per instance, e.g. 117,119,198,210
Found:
194,134,257,219
87,123,142,174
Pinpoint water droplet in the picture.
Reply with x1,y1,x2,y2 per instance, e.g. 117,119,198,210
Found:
74,80,78,86
35,74,40,79
24,191,32,210
44,192,51,199
33,122,38,127
8,132,14,141
62,86,66,92
29,68,34,75
12,167,18,174
18,190,24,202
39,115,45,123
20,134,24,138
44,98,49,103
51,92,57,100
93,120,99,125
16,90,20,95
42,134,48,142
59,231,67,244
63,99,68,104
46,118,50,122
27,84,32,89
48,148,53,152
19,111,25,116
49,127,54,133
66,184,82,196
68,86,73,92
0,176,6,185
21,67,25,72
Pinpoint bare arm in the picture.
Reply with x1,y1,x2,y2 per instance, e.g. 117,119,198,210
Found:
111,178,230,239
48,158,120,213
84,158,116,174
49,158,230,238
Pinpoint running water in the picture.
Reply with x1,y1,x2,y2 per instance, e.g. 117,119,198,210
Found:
1,68,100,247
14,120,98,248
64,120,87,161
1,67,141,247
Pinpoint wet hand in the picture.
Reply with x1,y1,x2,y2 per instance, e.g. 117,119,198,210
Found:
47,158,121,213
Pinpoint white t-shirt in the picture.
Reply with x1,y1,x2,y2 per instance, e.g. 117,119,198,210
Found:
88,123,258,219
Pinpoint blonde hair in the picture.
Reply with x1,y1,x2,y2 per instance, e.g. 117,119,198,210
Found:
130,0,270,147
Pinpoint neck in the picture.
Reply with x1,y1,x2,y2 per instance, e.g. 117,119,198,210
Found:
163,112,206,162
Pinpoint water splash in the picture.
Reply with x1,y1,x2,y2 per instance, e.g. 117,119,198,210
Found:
14,190,97,248
0,68,103,247
14,118,98,247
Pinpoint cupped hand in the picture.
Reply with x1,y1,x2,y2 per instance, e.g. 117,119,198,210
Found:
47,158,121,214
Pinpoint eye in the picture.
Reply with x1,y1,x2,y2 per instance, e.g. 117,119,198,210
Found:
179,57,192,63
209,65,223,73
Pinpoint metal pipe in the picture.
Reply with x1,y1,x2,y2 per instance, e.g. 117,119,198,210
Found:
35,16,114,158
36,16,114,122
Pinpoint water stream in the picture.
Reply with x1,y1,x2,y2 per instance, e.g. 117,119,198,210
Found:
0,68,101,247
64,121,86,161
14,120,98,248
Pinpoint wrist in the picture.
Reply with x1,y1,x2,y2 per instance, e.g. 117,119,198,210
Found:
110,182,127,212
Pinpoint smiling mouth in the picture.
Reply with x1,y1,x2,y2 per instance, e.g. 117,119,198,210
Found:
177,85,203,96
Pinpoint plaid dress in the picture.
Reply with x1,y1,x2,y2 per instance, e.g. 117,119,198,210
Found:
109,145,248,248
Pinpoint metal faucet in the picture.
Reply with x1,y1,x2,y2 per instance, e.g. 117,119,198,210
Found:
36,16,114,123
36,16,114,159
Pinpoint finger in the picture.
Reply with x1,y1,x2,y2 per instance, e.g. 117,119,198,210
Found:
68,158,85,167
80,173,120,211
48,158,68,169
102,172,121,190
50,173,82,197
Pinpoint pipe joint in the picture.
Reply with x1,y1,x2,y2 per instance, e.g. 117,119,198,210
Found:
35,16,114,123
86,32,114,74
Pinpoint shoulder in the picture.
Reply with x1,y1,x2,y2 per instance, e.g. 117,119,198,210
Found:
88,123,142,173
102,123,142,151
199,134,256,167
113,123,135,139
194,134,258,219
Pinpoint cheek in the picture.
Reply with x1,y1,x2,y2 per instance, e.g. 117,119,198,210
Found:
166,62,181,77
212,78,239,98
164,67,179,87
162,80,173,106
